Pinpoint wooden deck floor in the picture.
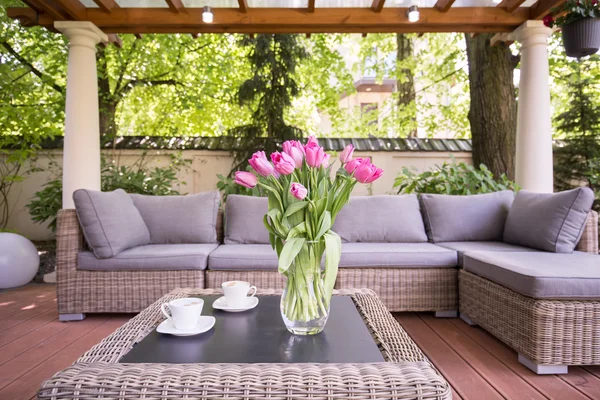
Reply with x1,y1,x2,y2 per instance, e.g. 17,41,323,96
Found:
1,284,599,400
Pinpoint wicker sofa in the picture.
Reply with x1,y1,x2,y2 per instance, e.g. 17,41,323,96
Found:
55,189,599,374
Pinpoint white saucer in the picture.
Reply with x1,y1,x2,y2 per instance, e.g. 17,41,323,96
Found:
156,316,215,336
212,296,259,312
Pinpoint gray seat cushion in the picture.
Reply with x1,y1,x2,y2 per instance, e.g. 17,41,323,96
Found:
78,243,219,271
332,195,428,243
224,195,269,244
131,192,220,244
73,189,150,259
420,191,514,243
464,251,600,299
340,243,457,268
437,241,536,266
208,244,278,271
503,187,595,253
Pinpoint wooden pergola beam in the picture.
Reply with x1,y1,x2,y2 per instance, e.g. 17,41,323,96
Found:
371,0,386,13
434,0,456,13
107,33,122,48
497,0,527,13
238,0,248,13
52,0,87,20
308,0,315,13
21,0,69,20
7,7,531,34
93,0,119,13
165,0,185,13
530,0,566,19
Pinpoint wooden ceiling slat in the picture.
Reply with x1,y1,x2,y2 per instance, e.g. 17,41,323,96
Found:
22,0,69,20
93,0,119,13
238,0,248,13
530,0,565,19
434,0,456,12
8,7,530,34
497,0,527,13
308,0,315,13
165,0,185,13
52,0,87,20
371,0,386,13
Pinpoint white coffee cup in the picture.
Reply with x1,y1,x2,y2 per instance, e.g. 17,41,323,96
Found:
222,281,257,308
161,297,204,330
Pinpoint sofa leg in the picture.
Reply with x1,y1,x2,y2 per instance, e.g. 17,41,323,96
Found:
518,354,568,375
59,313,86,322
435,310,458,318
459,313,477,326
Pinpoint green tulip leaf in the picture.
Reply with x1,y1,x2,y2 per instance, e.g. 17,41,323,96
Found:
323,231,341,304
284,201,308,218
278,237,306,274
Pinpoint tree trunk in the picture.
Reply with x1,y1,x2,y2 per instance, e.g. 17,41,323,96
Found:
396,33,416,137
464,33,517,179
96,47,117,146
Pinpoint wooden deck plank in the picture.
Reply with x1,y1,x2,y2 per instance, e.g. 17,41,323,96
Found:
582,366,600,380
0,291,56,320
0,285,54,315
396,313,504,400
0,315,111,390
561,367,600,398
0,298,58,333
0,308,58,347
0,316,130,400
449,318,591,400
420,314,546,400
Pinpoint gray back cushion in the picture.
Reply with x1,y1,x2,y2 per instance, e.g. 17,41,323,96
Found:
503,187,595,253
73,189,150,259
332,195,428,243
130,191,220,244
420,191,514,243
225,195,269,244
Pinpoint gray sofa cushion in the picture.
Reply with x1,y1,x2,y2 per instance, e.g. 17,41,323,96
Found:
420,191,514,243
73,189,150,259
503,187,595,253
464,251,600,299
224,195,270,245
437,241,536,266
208,244,278,270
340,243,457,268
78,243,219,271
130,192,220,244
332,195,428,243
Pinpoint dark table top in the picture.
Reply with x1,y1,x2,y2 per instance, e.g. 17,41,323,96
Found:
120,295,385,364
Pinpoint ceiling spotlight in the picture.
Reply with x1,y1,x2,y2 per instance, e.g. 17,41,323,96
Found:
492,0,502,3
202,6,214,24
407,5,419,23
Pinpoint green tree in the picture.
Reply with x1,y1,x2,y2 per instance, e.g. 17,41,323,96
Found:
228,34,307,171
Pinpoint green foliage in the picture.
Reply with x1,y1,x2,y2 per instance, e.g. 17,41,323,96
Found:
394,160,518,195
551,57,600,211
228,34,307,171
26,153,191,232
546,0,600,27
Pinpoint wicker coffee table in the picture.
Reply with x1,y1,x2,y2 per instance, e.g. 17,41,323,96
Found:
38,288,451,400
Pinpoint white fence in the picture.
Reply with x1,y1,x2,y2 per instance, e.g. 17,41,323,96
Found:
5,149,472,240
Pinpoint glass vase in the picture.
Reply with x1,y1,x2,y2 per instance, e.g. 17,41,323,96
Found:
280,241,330,335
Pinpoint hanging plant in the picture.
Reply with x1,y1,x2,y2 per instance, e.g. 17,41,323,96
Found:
544,0,600,58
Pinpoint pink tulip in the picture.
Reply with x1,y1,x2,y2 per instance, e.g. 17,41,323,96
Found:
345,157,367,174
234,171,258,188
305,135,319,149
354,160,384,184
290,182,307,200
305,145,326,168
248,151,274,177
282,140,304,168
322,153,331,168
271,151,296,175
339,144,354,164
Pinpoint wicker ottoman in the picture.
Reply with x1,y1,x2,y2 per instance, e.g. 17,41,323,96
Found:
38,288,451,400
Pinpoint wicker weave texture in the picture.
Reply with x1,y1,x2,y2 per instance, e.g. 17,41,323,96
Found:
576,210,599,254
336,268,458,312
40,289,451,400
459,270,600,366
56,210,204,314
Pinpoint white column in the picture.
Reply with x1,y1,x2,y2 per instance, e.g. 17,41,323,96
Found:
55,22,108,208
513,21,554,193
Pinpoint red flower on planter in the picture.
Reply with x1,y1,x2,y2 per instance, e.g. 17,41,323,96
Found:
543,14,554,27
593,0,598,5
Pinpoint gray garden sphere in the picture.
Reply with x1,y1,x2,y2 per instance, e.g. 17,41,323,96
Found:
0,233,39,289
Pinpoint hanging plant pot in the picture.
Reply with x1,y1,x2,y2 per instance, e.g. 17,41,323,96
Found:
562,17,600,58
